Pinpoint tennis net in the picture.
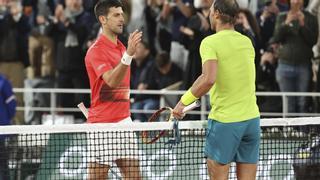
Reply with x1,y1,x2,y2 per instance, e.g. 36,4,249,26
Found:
0,117,320,179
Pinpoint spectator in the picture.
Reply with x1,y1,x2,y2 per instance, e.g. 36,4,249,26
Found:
137,52,182,121
22,0,57,26
130,41,155,122
126,0,146,34
272,0,318,114
27,11,55,79
83,22,101,51
256,43,282,113
308,0,320,59
308,0,320,112
143,0,160,56
146,52,183,91
145,0,172,54
50,0,94,118
155,0,174,53
180,0,213,89
161,0,195,71
0,74,16,180
256,0,288,52
0,0,31,125
235,8,261,65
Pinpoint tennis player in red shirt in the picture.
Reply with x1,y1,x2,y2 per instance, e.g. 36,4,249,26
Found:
85,0,142,179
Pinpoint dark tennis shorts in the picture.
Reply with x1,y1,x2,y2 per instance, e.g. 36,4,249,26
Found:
204,117,260,164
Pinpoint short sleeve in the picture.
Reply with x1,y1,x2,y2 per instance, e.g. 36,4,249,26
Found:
200,37,218,64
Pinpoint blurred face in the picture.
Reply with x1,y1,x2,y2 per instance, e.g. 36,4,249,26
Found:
65,0,83,11
8,1,21,16
290,0,303,11
159,63,172,75
236,12,246,25
101,7,125,35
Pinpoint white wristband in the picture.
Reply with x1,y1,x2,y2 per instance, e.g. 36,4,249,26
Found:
121,52,133,66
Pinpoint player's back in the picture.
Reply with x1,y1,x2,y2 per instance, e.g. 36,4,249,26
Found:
200,30,259,123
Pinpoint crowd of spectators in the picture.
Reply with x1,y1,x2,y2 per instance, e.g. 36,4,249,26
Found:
0,0,320,123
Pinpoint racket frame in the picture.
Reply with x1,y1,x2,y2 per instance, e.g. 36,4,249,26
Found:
142,100,200,144
142,107,174,144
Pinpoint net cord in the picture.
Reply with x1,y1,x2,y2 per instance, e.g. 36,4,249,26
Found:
1,117,320,135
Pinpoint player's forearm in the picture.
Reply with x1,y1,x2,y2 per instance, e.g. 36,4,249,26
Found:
181,74,214,105
190,74,214,98
102,51,133,88
102,64,129,88
181,60,216,105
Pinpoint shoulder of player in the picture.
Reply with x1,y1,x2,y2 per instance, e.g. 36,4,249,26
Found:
200,34,218,46
238,33,254,45
87,38,107,53
85,42,108,62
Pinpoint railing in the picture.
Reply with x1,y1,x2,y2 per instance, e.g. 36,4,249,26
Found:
13,88,320,123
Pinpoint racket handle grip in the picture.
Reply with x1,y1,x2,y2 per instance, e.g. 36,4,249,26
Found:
77,102,88,119
182,100,200,113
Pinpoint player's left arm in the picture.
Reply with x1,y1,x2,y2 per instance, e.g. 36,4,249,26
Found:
173,60,217,119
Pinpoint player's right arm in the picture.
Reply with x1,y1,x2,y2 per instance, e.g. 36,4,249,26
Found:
173,60,216,119
188,60,216,97
102,30,142,88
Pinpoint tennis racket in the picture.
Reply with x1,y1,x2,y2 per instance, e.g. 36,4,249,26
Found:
142,100,200,144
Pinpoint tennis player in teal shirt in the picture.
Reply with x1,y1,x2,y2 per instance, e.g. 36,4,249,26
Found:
173,0,260,179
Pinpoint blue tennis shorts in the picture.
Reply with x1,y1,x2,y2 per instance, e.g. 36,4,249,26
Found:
204,117,260,164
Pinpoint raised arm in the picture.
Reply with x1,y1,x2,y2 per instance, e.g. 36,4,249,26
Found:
102,30,142,88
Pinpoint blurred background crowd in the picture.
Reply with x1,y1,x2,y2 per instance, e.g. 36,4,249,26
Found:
0,0,320,124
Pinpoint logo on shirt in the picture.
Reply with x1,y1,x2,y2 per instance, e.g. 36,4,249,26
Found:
97,64,106,71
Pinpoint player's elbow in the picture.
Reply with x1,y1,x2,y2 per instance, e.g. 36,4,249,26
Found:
203,77,215,87
105,81,118,88
102,73,118,88
203,81,214,89
102,78,118,88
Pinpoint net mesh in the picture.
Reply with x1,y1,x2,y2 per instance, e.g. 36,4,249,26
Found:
0,117,320,179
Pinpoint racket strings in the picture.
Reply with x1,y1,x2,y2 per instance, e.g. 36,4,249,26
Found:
142,108,173,144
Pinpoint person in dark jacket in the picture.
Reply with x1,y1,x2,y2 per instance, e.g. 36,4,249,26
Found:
50,0,94,118
130,41,154,122
135,52,182,122
272,0,318,113
0,0,31,125
256,0,288,51
0,74,16,180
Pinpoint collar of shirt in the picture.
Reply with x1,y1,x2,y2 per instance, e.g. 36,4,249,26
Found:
98,34,124,50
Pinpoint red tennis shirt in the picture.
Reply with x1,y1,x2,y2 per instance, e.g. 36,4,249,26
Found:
85,35,130,123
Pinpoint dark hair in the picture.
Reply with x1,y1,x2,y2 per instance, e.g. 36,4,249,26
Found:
156,52,170,68
94,0,123,23
238,8,261,40
213,0,239,24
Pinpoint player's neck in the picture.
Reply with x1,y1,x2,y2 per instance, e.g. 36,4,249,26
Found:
102,30,118,44
215,23,234,33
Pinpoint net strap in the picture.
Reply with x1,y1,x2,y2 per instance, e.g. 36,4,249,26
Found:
165,119,181,149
